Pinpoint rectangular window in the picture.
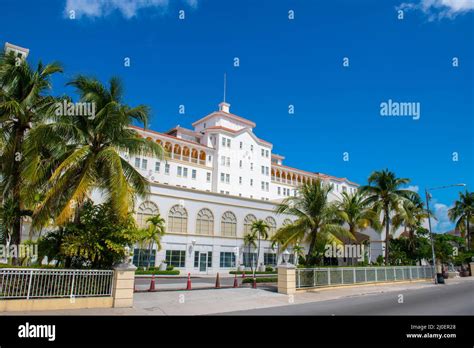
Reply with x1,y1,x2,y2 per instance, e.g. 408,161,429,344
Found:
264,253,277,266
155,161,160,172
165,163,170,175
261,166,265,174
261,181,265,190
243,253,257,267
192,169,196,179
342,186,347,192
183,167,188,178
226,139,231,147
250,179,253,186
266,182,269,191
250,145,254,152
133,248,156,268
206,172,211,182
225,174,230,184
239,160,242,168
222,137,226,146
165,250,186,268
266,150,269,158
226,157,230,167
278,187,281,195
177,166,182,177
141,159,148,170
261,149,265,156
220,173,225,183
240,142,243,149
219,252,236,268
207,251,212,267
265,167,269,176
194,251,199,268
135,158,140,168
250,163,253,171
221,156,226,166
239,177,242,184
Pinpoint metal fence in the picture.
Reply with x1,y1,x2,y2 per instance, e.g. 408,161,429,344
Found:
296,266,434,289
0,268,114,300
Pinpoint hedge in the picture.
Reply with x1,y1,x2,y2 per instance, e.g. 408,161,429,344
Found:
229,270,277,275
135,270,180,275
242,277,277,284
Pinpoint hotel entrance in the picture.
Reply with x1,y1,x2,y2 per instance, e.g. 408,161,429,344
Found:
194,251,212,274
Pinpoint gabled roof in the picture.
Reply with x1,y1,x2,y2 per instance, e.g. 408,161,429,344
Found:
192,111,256,128
203,126,272,147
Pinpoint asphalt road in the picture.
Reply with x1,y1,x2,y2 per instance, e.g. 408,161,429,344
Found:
224,281,474,315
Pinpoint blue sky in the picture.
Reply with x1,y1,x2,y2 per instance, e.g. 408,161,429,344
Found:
0,0,473,232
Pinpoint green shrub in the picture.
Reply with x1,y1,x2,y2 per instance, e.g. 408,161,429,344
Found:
265,266,274,272
166,265,174,271
229,270,276,275
135,269,180,275
242,277,277,284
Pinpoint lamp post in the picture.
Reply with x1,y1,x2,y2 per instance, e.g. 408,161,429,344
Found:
425,183,466,284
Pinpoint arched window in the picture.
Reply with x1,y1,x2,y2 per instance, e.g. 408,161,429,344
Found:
136,201,159,227
283,218,293,226
243,214,257,235
168,205,188,233
196,208,214,235
265,217,277,236
221,211,237,237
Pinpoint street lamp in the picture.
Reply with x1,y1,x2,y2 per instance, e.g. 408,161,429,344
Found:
425,183,466,284
282,249,290,264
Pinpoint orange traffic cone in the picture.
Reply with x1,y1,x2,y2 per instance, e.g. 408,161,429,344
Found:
233,273,238,288
252,277,257,289
148,274,156,292
215,272,221,288
186,273,192,290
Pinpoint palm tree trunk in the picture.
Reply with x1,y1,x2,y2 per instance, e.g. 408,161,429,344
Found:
147,241,153,270
306,230,318,264
467,215,471,251
255,236,261,277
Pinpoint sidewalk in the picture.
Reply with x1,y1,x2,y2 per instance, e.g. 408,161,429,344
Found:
3,277,473,316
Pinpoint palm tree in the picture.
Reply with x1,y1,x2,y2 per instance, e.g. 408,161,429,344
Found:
292,243,305,266
143,214,166,270
30,76,164,227
250,219,269,276
360,169,413,264
243,231,258,273
335,191,381,238
0,52,63,250
392,193,429,254
274,180,353,265
448,191,474,250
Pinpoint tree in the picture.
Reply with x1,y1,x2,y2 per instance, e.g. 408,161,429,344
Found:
392,194,429,253
292,244,305,266
243,231,257,272
38,200,141,269
274,180,353,265
250,219,269,276
0,51,62,252
142,214,166,270
448,191,474,250
360,169,413,264
30,76,164,227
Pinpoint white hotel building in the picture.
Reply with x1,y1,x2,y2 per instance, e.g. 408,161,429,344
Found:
127,101,383,274
4,42,382,274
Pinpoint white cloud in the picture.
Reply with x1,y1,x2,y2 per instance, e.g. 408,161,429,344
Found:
405,185,419,193
64,0,199,19
399,0,474,20
422,201,455,233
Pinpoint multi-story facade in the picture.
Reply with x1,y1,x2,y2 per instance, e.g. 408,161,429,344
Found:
127,102,381,274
